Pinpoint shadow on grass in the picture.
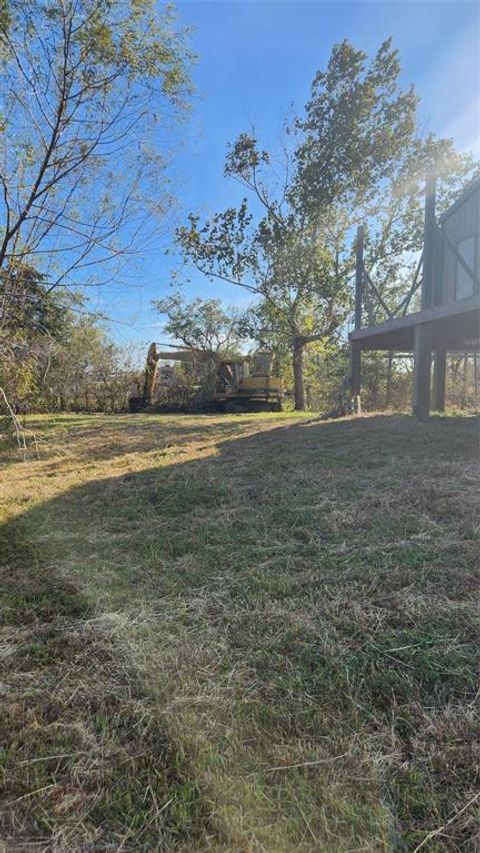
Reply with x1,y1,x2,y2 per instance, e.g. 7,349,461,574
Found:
0,533,216,850
1,413,479,850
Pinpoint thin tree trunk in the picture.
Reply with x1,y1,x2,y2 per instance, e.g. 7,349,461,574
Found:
293,339,305,411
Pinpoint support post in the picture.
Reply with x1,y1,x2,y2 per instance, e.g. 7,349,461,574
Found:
350,342,362,414
350,225,364,413
422,165,437,309
413,324,432,420
433,349,447,412
354,225,364,331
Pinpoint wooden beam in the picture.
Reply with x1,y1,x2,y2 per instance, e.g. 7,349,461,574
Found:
413,324,433,420
422,165,437,309
354,225,364,331
433,350,447,412
350,291,480,344
364,270,394,320
350,341,362,413
396,251,423,317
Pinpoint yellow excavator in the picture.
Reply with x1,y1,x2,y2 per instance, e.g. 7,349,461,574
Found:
129,343,283,413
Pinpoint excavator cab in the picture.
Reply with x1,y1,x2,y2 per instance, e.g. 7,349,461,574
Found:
218,353,283,413
216,360,244,393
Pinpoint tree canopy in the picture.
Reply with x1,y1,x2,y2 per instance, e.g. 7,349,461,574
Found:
154,291,244,356
0,0,193,305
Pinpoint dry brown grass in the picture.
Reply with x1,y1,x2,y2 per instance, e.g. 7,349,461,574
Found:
0,535,217,851
1,411,479,851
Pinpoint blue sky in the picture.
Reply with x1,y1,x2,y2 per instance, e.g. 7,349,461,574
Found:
94,0,480,352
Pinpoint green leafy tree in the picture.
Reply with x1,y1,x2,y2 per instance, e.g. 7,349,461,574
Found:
0,262,74,410
0,263,66,358
177,40,426,410
178,134,350,410
42,316,134,412
0,266,136,413
153,291,244,357
151,292,246,411
294,39,418,217
0,306,137,413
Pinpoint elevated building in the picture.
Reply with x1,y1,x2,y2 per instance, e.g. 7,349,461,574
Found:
349,173,480,418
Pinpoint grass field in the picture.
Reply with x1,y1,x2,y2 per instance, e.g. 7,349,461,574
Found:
1,411,479,851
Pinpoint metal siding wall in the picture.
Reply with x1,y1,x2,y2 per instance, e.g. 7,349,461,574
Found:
476,190,480,283
433,228,444,305
440,187,479,305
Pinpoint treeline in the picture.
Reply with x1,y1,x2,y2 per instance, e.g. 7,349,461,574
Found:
281,344,478,415
2,266,478,418
151,293,479,415
0,267,137,415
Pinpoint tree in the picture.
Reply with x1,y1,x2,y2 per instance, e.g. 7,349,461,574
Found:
0,302,137,414
177,40,424,410
150,292,246,411
153,291,244,357
294,39,418,217
0,0,192,319
0,262,73,411
0,263,65,338
41,315,135,412
178,136,350,410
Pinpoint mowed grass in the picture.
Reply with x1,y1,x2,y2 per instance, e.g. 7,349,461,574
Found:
1,411,479,851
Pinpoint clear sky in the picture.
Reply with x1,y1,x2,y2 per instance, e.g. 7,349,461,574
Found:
93,0,480,353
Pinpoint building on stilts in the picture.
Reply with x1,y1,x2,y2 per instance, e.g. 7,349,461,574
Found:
349,170,480,419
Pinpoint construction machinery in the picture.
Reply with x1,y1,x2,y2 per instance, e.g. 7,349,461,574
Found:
215,351,284,413
129,343,283,413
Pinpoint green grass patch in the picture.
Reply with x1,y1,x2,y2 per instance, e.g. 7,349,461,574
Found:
1,411,479,850
0,522,215,850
